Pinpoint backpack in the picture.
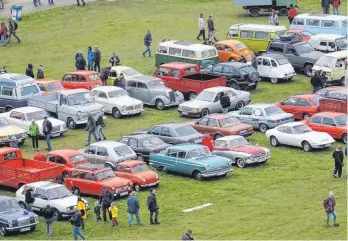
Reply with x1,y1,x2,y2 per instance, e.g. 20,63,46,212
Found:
13,21,18,31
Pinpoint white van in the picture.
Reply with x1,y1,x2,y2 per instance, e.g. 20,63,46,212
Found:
309,34,347,53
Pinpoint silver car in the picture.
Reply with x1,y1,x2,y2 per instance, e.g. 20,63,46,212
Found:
125,75,184,110
178,86,251,118
228,103,294,133
79,141,137,169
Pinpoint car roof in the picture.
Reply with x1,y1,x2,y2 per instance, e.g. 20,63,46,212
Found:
93,86,124,92
294,13,348,21
280,122,306,127
0,147,20,154
90,141,126,148
205,113,235,119
216,40,244,46
159,40,216,52
313,112,346,117
49,149,82,157
61,88,89,95
288,29,307,33
229,23,286,32
159,62,199,69
66,70,99,75
323,50,347,58
218,62,251,68
118,160,146,167
245,103,275,108
9,106,44,113
110,66,132,72
36,79,61,84
258,53,288,60
216,135,245,141
290,94,319,99
122,134,155,140
128,75,161,82
25,181,63,189
203,86,236,93
157,123,190,128
74,163,109,172
310,34,344,41
168,144,204,151
0,73,36,86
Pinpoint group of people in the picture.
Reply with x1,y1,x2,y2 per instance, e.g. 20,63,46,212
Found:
26,63,45,79
321,0,342,15
76,46,101,72
0,16,21,47
196,14,217,43
28,116,53,152
85,112,106,146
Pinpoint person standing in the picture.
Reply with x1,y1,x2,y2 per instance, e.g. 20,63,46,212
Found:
76,53,86,70
287,4,297,24
26,64,35,78
310,71,324,93
323,191,339,227
99,187,113,223
197,13,206,41
201,133,214,152
322,0,330,14
108,202,118,227
10,136,18,148
100,66,111,86
331,0,341,15
24,186,35,212
87,46,94,71
7,17,20,44
85,114,98,146
332,146,344,178
0,22,8,47
127,191,142,227
77,0,85,6
182,229,195,240
269,10,279,25
33,0,42,7
77,197,87,230
0,0,4,10
42,116,52,151
70,207,85,241
142,30,152,57
94,46,101,72
29,119,40,151
42,204,54,238
220,92,231,113
147,188,160,225
37,65,45,79
96,112,106,141
48,0,54,5
207,15,217,43
109,53,120,66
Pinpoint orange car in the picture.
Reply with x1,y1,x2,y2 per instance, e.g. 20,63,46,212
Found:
61,70,103,90
274,94,321,120
215,40,255,62
36,79,66,94
303,112,347,144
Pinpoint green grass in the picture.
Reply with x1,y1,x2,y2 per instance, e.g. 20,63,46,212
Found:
0,0,347,239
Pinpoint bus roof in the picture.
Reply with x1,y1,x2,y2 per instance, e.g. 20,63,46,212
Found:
0,73,36,87
159,40,216,52
229,23,287,32
294,13,348,21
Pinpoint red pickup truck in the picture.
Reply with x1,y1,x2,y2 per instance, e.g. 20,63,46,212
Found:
153,62,226,100
0,147,63,189
319,98,347,113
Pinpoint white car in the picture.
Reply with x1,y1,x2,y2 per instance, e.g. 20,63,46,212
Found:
16,181,89,221
265,122,335,152
0,107,67,137
91,86,143,118
108,66,143,85
255,54,296,84
308,34,347,53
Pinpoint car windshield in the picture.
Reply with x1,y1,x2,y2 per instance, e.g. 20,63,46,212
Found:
123,68,140,76
141,136,166,148
327,90,347,100
235,43,247,51
186,146,211,159
46,82,64,92
131,164,149,173
0,198,21,212
277,58,290,65
196,91,215,102
295,43,314,54
293,124,312,134
96,169,115,180
228,137,248,147
114,145,133,157
310,96,321,106
26,110,47,121
67,92,92,105
70,155,86,163
108,89,127,98
47,186,73,200
89,74,100,81
239,65,255,74
219,117,241,128
264,106,283,116
147,80,165,88
335,115,348,126
336,37,347,49
20,84,40,97
315,56,336,68
174,126,198,137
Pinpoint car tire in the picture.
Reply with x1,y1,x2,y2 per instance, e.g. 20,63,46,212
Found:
340,77,345,86
270,136,279,147
259,123,268,133
188,92,197,100
19,201,27,209
72,187,80,196
134,184,141,192
302,141,312,152
62,172,69,181
200,108,209,117
155,99,165,110
52,208,62,221
229,81,239,90
302,113,310,120
236,158,246,168
235,101,245,110
193,170,203,181
342,134,347,144
228,57,236,62
30,226,36,232
0,224,7,236
249,8,260,17
270,78,278,84
248,83,258,90
67,118,76,129
137,154,144,162
279,8,288,16
5,106,13,112
112,108,122,118
158,166,167,172
304,64,313,77
214,133,223,140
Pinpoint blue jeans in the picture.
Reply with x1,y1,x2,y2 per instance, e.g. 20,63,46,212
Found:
128,211,141,226
143,45,151,56
333,7,339,15
326,211,337,225
26,203,33,212
45,134,52,151
97,125,106,140
222,107,229,113
1,36,6,46
73,226,85,241
87,130,98,145
0,0,4,9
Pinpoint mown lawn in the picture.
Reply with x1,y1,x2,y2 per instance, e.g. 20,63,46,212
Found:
0,0,347,240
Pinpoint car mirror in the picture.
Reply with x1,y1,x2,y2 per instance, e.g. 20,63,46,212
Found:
280,101,284,105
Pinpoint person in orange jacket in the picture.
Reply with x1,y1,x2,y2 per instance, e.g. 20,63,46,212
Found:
288,4,297,24
201,133,214,152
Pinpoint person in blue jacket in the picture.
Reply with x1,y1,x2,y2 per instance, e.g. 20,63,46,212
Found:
87,46,95,71
127,191,142,227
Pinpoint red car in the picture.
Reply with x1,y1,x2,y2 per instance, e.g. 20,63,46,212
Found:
187,114,253,139
274,94,321,120
288,29,313,42
303,112,347,144
115,161,159,191
61,71,103,90
65,164,132,198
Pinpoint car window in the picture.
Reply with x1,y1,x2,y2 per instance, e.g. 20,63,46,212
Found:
198,117,209,126
240,31,253,38
252,108,263,116
227,30,238,37
310,116,322,124
257,58,262,65
184,68,197,75
85,173,96,181
207,118,218,127
115,165,123,171
222,66,232,73
306,19,320,26
240,107,252,115
99,91,107,98
1,87,14,97
161,127,172,137
269,44,284,53
263,59,270,66
38,83,45,91
279,126,293,134
60,95,67,105
287,46,297,55
63,74,71,82
182,50,196,58
167,150,178,157
128,139,138,148
150,126,162,135
170,70,180,78
10,111,25,120
297,98,310,107
47,155,55,163
71,75,79,82
85,145,97,154
157,46,168,54
319,41,327,47
118,137,129,145
138,82,147,89
56,156,67,165
169,48,182,56
321,20,336,28
109,70,117,77
283,97,297,106
322,117,336,126
35,188,48,200
271,60,277,67
96,147,108,156
292,18,304,25
128,81,137,88
177,151,186,159
255,32,269,40
212,65,224,73
156,67,169,76
79,75,86,82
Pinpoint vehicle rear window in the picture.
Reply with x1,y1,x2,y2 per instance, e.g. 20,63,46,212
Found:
20,85,40,97
292,18,304,25
219,117,241,128
335,115,347,126
114,145,134,157
235,43,247,50
310,97,321,106
46,82,64,92
174,126,198,136
89,74,100,81
301,31,313,37
239,65,256,74
70,155,86,163
123,68,140,77
264,106,283,115
227,30,238,37
201,49,217,58
277,58,290,65
295,43,314,54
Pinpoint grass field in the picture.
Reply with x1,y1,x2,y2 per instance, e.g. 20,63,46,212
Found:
0,0,347,240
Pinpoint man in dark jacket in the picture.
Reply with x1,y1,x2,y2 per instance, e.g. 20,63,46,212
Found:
43,116,52,151
37,65,44,79
24,186,35,212
332,146,344,178
70,207,85,240
117,73,126,89
142,30,152,57
94,46,101,72
322,0,330,14
76,53,86,70
100,67,111,86
42,204,54,237
127,191,142,227
220,92,231,113
7,17,20,44
147,188,160,225
109,53,120,66
26,64,34,78
207,15,217,43
96,112,106,141
85,114,98,146
310,70,324,93
99,187,113,223
182,229,195,240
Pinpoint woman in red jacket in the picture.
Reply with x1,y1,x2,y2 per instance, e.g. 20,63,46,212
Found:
287,4,297,24
0,22,8,46
201,133,214,152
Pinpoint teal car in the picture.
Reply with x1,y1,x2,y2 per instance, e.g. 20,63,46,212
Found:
149,144,233,181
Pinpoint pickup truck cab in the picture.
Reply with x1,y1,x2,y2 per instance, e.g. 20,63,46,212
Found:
61,71,103,90
154,62,226,100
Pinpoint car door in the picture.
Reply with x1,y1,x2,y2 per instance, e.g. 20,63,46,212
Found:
285,46,300,68
238,107,253,126
227,89,239,110
84,145,97,163
211,65,224,77
280,97,297,115
206,118,220,135
61,74,72,89
94,146,109,165
307,115,322,132
255,58,265,77
332,58,345,81
71,74,80,89
276,126,292,146
165,149,179,172
128,138,139,155
126,80,137,98
295,98,311,118
192,117,210,133
221,66,234,81
261,58,273,78
321,116,340,138
160,127,175,144
83,172,100,196
97,91,110,112
211,92,223,112
33,188,49,211
251,108,263,127
136,82,151,104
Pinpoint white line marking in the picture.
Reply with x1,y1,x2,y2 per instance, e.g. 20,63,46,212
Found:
183,203,213,213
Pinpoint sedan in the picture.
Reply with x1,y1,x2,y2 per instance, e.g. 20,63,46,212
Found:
265,122,335,152
0,118,27,145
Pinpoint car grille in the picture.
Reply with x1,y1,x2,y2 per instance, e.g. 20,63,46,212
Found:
180,106,193,111
207,165,231,172
17,217,31,226
115,186,128,193
135,104,142,109
252,153,266,160
126,106,134,111
169,91,176,103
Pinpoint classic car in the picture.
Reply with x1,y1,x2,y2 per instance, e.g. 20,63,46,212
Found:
16,181,89,221
118,134,171,161
65,164,132,198
36,79,66,94
91,86,143,118
178,86,251,117
1,107,67,137
316,86,347,100
215,40,255,62
80,141,137,169
0,196,39,236
0,118,27,145
303,112,347,144
107,66,143,86
115,161,160,191
187,114,253,139
201,62,260,90
274,94,321,120
287,29,313,42
212,135,271,168
134,123,204,145
265,122,335,152
61,71,103,90
254,54,296,84
309,34,347,53
125,75,184,110
229,103,294,133
149,144,233,181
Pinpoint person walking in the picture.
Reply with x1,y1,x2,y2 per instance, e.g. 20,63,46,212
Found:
197,13,206,41
87,46,94,71
85,114,98,146
220,92,231,113
331,0,340,15
207,15,217,43
77,197,87,230
70,207,85,241
37,65,45,79
24,186,35,212
26,64,35,78
7,17,20,44
287,4,297,24
0,22,8,47
109,53,120,66
77,0,85,6
0,0,4,10
94,201,101,222
76,53,86,70
323,191,339,227
142,30,152,57
42,116,52,151
94,46,101,72
29,119,40,151
182,229,195,240
201,133,214,152
310,71,324,93
33,0,42,7
48,0,54,5
42,204,54,238
127,191,142,227
147,188,160,225
332,146,344,178
108,202,118,227
96,112,106,141
269,10,279,25
99,187,113,223
322,0,330,14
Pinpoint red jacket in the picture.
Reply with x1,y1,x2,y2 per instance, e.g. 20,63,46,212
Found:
331,0,340,7
202,135,214,152
0,24,7,37
323,197,336,213
288,8,297,19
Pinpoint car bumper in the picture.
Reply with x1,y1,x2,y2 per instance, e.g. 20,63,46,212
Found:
238,130,254,137
140,181,160,188
6,223,38,232
177,110,201,117
120,108,143,116
0,138,25,144
311,142,334,149
324,78,343,86
165,101,181,107
245,156,271,164
113,191,130,198
75,119,88,125
282,74,296,80
202,167,233,178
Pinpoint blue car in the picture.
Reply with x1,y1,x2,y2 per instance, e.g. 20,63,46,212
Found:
149,144,233,181
0,196,39,236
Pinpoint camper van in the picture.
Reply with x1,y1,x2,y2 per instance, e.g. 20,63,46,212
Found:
308,34,347,53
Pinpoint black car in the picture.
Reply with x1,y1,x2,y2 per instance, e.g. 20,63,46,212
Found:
118,134,171,162
201,62,260,90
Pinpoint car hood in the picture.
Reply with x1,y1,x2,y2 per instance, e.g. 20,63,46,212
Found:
228,145,266,155
179,133,204,142
100,177,131,187
267,112,293,120
180,99,210,108
149,143,172,152
224,123,252,132
0,208,35,220
300,131,333,141
109,96,142,106
50,195,78,206
191,155,229,166
301,51,323,60
133,171,158,180
0,125,27,136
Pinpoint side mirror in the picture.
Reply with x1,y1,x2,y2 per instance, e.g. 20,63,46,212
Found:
294,52,299,56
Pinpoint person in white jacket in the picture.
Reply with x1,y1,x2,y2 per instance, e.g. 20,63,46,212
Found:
197,13,206,41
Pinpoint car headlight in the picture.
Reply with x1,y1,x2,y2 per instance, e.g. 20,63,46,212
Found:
130,182,133,186
194,108,200,112
34,215,39,223
155,174,159,179
166,91,170,98
121,106,126,110
142,178,146,182
8,220,13,227
111,186,115,190
205,164,210,170
77,111,82,120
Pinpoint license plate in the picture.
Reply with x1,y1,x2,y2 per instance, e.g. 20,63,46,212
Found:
20,227,31,232
239,130,246,133
182,112,188,115
217,172,225,175
119,192,128,196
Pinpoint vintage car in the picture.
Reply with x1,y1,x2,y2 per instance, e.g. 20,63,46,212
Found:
254,54,296,84
308,34,347,53
118,134,171,161
36,79,66,94
229,103,294,133
16,181,89,221
91,86,143,118
212,135,271,168
61,71,103,90
303,112,347,144
149,144,233,181
107,66,143,86
274,94,321,120
0,118,27,145
265,122,335,152
178,86,251,117
187,114,254,139
115,161,160,191
316,86,347,100
65,164,132,198
1,107,67,137
80,141,137,169
0,196,39,236
125,75,184,110
287,29,313,42
214,40,255,62
134,123,204,145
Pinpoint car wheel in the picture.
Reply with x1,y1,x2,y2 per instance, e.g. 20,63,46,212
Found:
235,101,245,110
30,226,36,232
259,123,268,133
340,77,345,86
342,134,347,144
0,225,7,236
228,57,236,62
279,8,288,16
270,136,279,147
248,83,258,90
19,201,26,209
137,154,144,162
104,163,114,170
5,106,13,112
249,8,260,17
52,208,61,221
188,92,197,100
155,99,165,110
193,170,203,181
270,78,278,84
214,133,223,140
302,141,312,152
158,166,167,172
236,158,246,168
229,81,239,90
134,184,141,192
302,113,310,120
112,108,122,118
67,118,76,129
304,64,313,77
72,187,80,196
200,108,209,117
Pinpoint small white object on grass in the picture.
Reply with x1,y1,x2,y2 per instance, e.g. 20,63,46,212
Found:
183,203,213,213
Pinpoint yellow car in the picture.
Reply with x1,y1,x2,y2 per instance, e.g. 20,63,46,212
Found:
0,118,28,145
107,66,143,86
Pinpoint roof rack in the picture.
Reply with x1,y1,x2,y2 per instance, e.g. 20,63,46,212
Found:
276,35,302,44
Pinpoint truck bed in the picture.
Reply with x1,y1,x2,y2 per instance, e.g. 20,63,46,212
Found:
319,98,347,114
28,93,59,113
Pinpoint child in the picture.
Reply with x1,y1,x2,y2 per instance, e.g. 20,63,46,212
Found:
94,201,101,222
108,202,118,227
